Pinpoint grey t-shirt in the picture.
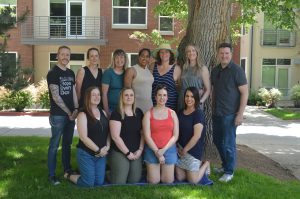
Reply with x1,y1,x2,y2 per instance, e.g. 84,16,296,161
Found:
211,61,247,116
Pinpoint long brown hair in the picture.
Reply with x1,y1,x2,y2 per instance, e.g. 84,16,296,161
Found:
182,44,205,75
83,86,101,123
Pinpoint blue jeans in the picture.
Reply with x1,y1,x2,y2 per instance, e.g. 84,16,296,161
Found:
212,114,237,175
76,148,106,187
47,115,75,177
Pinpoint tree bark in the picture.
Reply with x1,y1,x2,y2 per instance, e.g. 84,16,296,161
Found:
178,0,231,155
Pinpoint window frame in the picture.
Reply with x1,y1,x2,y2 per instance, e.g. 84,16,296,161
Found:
112,0,148,29
127,52,138,67
158,15,174,35
0,51,17,77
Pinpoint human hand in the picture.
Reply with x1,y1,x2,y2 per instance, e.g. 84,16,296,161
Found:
158,155,165,164
127,152,135,160
133,149,143,159
235,113,244,126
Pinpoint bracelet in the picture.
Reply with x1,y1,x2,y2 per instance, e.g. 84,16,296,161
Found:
74,107,79,110
125,151,131,156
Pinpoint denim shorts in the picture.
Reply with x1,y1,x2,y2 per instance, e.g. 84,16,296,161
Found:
144,144,178,165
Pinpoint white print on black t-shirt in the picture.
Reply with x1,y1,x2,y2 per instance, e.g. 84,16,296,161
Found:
59,76,73,96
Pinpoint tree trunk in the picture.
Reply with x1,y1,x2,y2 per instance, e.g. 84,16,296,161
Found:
178,0,231,157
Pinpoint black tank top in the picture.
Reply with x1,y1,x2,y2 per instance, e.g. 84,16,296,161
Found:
79,66,102,108
77,109,109,155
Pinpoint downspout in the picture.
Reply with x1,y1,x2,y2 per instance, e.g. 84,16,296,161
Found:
249,25,254,89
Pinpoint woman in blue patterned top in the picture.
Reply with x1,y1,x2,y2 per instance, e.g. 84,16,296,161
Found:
151,43,181,111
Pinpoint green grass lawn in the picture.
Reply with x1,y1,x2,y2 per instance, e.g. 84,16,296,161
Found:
265,108,300,120
1,136,300,199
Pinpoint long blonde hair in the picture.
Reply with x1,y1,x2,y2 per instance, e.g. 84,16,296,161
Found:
182,44,205,75
118,87,136,120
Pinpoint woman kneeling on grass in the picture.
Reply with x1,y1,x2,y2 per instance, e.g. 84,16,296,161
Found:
143,84,179,184
109,87,144,184
65,86,110,187
176,87,210,184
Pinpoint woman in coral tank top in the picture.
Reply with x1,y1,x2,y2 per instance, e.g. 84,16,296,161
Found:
143,84,179,184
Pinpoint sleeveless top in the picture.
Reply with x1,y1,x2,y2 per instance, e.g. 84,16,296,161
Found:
152,64,178,111
132,64,154,113
150,108,174,149
79,66,102,108
77,109,109,156
178,66,203,111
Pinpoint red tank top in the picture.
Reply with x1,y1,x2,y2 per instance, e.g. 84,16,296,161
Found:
150,108,174,148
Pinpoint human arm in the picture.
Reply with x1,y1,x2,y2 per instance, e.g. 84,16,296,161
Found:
235,84,248,126
178,123,203,157
69,86,79,120
200,66,211,104
124,67,136,88
75,68,85,103
173,65,182,89
49,84,72,116
101,84,110,117
110,119,135,160
77,112,103,154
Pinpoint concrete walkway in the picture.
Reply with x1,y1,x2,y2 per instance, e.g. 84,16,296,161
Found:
0,106,300,180
237,106,300,180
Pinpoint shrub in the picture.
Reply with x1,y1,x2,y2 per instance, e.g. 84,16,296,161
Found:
258,87,282,108
247,90,263,106
35,79,50,109
0,86,11,110
291,84,300,108
6,90,33,112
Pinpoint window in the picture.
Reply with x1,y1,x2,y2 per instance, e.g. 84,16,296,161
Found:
49,53,85,74
0,0,17,25
112,0,147,29
261,17,295,46
262,58,291,96
50,0,66,37
127,53,138,66
0,52,17,77
240,58,246,73
159,15,174,35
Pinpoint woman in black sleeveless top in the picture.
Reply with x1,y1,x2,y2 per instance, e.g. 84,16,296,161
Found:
76,48,102,109
64,86,110,187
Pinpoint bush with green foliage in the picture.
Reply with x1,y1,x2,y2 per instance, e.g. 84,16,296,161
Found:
291,84,300,107
35,79,50,109
258,87,282,108
0,86,11,110
247,90,263,106
5,90,33,112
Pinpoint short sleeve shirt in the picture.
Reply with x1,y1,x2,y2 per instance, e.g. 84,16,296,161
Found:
47,65,75,115
110,108,144,153
178,109,205,160
102,68,124,111
211,61,247,116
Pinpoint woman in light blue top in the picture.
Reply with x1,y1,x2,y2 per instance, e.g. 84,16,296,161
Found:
102,49,128,117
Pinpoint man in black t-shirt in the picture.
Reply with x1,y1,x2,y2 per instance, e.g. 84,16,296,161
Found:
211,43,248,183
47,46,79,185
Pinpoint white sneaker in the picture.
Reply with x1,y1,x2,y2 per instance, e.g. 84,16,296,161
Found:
219,174,233,182
213,167,224,174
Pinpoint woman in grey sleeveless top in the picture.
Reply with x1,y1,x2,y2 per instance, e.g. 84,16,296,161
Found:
178,44,211,111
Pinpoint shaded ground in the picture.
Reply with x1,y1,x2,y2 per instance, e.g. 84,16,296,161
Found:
207,144,296,181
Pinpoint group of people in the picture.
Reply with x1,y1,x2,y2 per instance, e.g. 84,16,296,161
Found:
46,42,248,187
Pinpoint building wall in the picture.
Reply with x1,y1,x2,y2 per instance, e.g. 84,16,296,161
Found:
99,0,183,68
240,12,300,97
6,0,34,80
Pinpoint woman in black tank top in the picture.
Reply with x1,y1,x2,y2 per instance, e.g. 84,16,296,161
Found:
76,48,102,109
64,86,110,187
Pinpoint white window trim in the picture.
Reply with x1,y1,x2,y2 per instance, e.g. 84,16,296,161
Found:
158,15,174,35
261,58,292,97
127,53,138,67
112,0,148,29
0,51,18,77
49,52,85,69
240,57,247,77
